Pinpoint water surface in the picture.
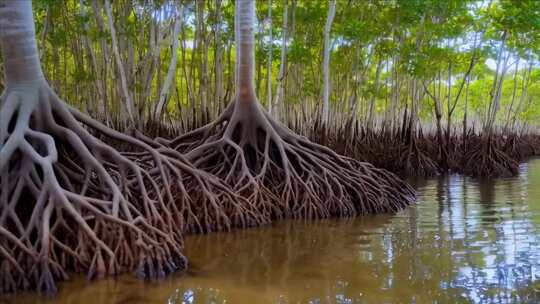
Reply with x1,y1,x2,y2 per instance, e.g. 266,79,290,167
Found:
4,159,540,304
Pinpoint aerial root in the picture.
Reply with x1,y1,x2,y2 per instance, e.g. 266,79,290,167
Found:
502,134,537,162
167,100,415,221
464,137,519,177
400,142,440,177
0,84,233,294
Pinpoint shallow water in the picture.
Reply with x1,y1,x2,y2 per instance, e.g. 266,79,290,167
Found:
4,160,540,304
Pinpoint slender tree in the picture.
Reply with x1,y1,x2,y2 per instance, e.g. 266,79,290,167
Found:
154,2,182,121
103,0,137,124
273,0,289,119
464,30,518,177
321,0,336,125
214,0,224,115
266,0,273,113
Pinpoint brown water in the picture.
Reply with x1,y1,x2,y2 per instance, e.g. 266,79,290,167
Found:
4,160,540,304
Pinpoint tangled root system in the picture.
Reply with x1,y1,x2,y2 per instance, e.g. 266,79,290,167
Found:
161,99,415,221
0,84,261,294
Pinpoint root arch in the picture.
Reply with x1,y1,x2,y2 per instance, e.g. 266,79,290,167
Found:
0,84,261,294
163,98,415,221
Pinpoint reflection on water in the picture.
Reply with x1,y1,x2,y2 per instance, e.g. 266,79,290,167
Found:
4,160,540,304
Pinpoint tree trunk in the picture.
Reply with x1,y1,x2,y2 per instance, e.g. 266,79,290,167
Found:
445,57,452,164
366,56,383,129
214,0,223,115
321,0,336,125
235,0,257,103
256,18,263,98
266,0,273,113
511,58,533,129
273,0,288,119
485,31,507,134
0,1,44,86
462,74,470,140
80,0,107,119
154,2,182,121
104,0,137,124
198,0,209,121
504,58,520,132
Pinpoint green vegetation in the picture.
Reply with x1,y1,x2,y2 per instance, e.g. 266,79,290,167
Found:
3,0,537,129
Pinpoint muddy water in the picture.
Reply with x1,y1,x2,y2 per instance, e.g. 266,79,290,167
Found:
4,160,540,304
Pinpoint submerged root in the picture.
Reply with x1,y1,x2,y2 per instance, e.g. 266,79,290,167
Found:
162,100,415,221
0,84,254,294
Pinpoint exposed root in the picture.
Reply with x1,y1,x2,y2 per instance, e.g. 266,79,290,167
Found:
0,84,259,294
503,134,537,161
161,100,415,221
400,140,440,177
463,136,519,177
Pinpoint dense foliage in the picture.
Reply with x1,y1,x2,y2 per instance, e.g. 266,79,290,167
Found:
0,0,537,129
